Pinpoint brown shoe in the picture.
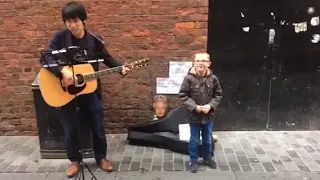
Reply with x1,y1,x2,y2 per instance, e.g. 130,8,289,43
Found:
66,162,80,177
98,159,113,172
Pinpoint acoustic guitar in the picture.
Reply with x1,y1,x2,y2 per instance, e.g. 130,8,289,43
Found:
38,58,149,107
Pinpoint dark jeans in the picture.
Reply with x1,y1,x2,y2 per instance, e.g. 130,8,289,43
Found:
189,121,214,162
60,92,107,162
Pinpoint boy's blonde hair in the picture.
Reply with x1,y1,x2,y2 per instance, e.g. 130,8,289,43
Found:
192,52,210,61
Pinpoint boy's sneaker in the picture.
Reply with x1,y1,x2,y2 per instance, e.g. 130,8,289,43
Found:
204,158,217,169
189,161,199,173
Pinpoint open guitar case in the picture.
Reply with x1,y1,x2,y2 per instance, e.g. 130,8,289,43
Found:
126,106,214,157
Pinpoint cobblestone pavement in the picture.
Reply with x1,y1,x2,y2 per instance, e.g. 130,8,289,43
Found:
0,171,320,180
0,131,320,174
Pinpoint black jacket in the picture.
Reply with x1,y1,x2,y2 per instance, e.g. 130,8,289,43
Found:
179,67,223,124
40,29,123,99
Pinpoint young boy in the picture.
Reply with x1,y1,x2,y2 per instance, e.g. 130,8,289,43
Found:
179,52,223,173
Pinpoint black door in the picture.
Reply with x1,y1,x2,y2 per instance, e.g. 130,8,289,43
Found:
208,0,320,130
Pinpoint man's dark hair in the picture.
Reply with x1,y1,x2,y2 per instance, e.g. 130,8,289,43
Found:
61,1,87,22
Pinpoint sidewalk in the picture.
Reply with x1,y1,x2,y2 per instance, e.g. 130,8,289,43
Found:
0,171,319,180
0,131,319,179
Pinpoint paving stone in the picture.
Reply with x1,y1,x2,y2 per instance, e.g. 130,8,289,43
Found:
298,165,311,172
244,149,256,158
302,155,316,163
257,154,271,162
292,158,306,166
304,146,316,153
229,162,241,171
226,154,237,162
262,162,276,172
291,144,302,148
287,150,300,158
280,156,292,162
132,156,142,162
164,154,173,161
173,165,184,171
307,163,320,172
266,151,278,158
310,153,320,160
0,162,11,172
15,164,29,173
249,158,259,163
142,158,152,163
135,147,144,155
283,162,300,171
224,148,234,154
119,164,130,171
163,162,173,171
254,147,265,154
151,165,162,171
232,143,243,151
130,162,140,171
258,138,269,145
140,163,151,171
274,164,287,172
215,143,223,151
306,138,318,144
216,155,228,165
153,157,162,165
121,156,132,164
164,149,172,154
174,158,183,165
241,166,252,172
218,165,230,171
1,132,320,174
145,147,154,153
237,156,250,165
251,163,264,172
235,151,245,156
4,165,18,173
294,134,304,139
240,140,252,149
272,159,283,165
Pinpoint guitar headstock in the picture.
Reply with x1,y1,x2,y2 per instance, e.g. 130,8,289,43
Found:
126,58,150,69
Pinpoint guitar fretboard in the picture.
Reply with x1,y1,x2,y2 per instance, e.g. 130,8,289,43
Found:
84,66,123,80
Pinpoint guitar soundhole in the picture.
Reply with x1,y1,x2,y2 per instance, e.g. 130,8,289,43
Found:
76,74,85,84
67,74,86,95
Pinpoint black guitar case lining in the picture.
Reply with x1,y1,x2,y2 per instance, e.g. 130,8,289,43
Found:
127,106,214,157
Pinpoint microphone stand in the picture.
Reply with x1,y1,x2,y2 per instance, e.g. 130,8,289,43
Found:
68,47,98,180
41,47,98,180
266,29,275,130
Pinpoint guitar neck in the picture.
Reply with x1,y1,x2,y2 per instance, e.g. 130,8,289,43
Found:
84,66,123,80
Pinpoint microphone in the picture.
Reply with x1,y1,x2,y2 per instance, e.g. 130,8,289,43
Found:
268,29,275,45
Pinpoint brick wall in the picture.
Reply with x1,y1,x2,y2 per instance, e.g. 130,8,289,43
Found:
0,0,209,135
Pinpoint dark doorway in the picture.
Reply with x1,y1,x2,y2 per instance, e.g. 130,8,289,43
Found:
208,0,320,130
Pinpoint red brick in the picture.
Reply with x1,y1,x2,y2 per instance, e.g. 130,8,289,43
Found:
0,0,209,135
196,22,208,28
175,22,195,29
176,8,196,14
0,3,14,10
198,0,209,7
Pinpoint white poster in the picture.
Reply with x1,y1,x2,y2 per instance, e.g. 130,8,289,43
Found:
169,61,193,78
156,77,184,94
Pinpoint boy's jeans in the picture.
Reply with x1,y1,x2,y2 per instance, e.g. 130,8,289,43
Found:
189,121,214,162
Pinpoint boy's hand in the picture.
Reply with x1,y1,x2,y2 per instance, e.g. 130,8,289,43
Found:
201,104,211,114
195,106,202,113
